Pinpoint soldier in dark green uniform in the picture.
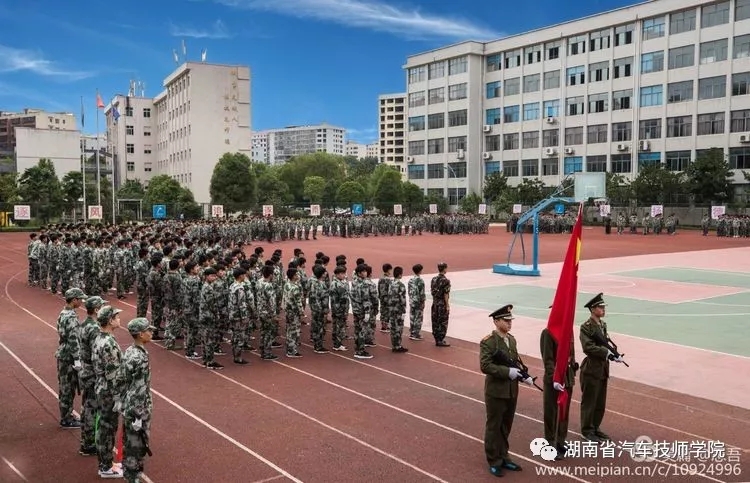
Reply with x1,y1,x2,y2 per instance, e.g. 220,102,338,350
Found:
480,304,534,477
540,306,578,459
579,292,615,442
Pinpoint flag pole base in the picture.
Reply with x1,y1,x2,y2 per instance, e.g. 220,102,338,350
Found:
492,264,540,277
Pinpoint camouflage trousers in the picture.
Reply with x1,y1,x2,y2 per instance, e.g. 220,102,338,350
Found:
56,358,78,422
80,376,97,449
163,307,184,349
123,416,150,483
331,312,347,348
116,271,126,297
230,318,249,360
285,312,301,354
149,298,164,332
390,313,405,348
245,316,258,346
353,314,368,352
366,309,377,343
183,314,199,355
378,302,390,330
85,272,98,296
27,258,39,284
59,269,72,293
96,394,119,470
409,305,424,337
136,287,149,318
260,316,277,356
49,268,60,293
200,322,218,364
431,302,449,343
310,310,327,349
39,263,48,288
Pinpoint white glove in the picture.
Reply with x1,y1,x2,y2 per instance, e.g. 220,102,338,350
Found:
553,382,565,392
607,349,614,358
613,355,624,363
522,376,534,386
508,368,520,380
132,419,143,431
73,360,82,371
113,400,122,413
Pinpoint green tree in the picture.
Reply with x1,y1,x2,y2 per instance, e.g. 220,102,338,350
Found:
515,178,546,204
277,152,347,201
459,192,483,214
344,156,378,179
630,164,686,204
335,181,366,205
0,173,19,203
144,174,201,218
302,175,326,203
605,173,632,205
117,179,146,199
61,171,84,219
684,148,734,203
424,193,449,214
371,168,402,213
401,181,425,213
256,170,292,206
17,158,63,223
483,172,510,203
321,179,339,206
209,152,257,212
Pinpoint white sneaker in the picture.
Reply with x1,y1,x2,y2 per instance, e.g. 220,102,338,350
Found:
332,345,347,351
98,466,123,478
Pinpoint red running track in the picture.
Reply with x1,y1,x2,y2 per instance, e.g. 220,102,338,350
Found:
1,230,749,482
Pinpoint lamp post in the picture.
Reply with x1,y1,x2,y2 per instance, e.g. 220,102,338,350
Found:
444,164,459,210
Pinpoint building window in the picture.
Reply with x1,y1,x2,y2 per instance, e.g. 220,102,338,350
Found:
613,89,632,110
427,188,444,198
545,41,560,60
698,76,726,100
699,39,728,64
668,45,695,69
407,164,424,180
670,9,696,34
427,163,444,179
143,131,151,136
564,156,583,175
408,66,426,83
642,16,665,40
503,161,519,177
590,29,611,51
638,152,662,168
738,0,750,21
428,62,445,79
610,154,631,173
447,188,467,205
543,99,560,117
503,133,519,150
566,66,585,86
566,96,584,116
667,116,692,137
448,109,467,127
612,122,632,142
486,54,501,72
126,161,135,172
408,92,425,107
447,162,466,178
523,74,540,92
428,87,444,104
734,35,750,60
486,81,501,99
485,161,500,175
503,106,520,123
448,136,467,152
144,149,152,154
587,155,607,172
614,24,634,46
525,45,542,64
639,119,662,139
665,151,691,171
589,61,610,82
543,71,560,89
729,147,750,169
428,138,444,154
504,78,520,96
641,51,664,73
448,57,467,75
504,50,522,69
542,158,558,176
640,85,663,107
523,103,540,121
143,108,151,118
427,113,444,130
144,162,152,172
567,35,586,56
702,1,730,28
126,125,134,135
522,159,539,177
565,127,584,145
697,113,725,135
126,143,135,154
408,140,425,155
448,83,467,100
588,92,608,113
486,135,501,151
730,109,750,132
486,108,502,125
522,131,539,148
587,124,608,144
125,107,133,116
667,80,694,103
543,129,559,147
408,116,425,131
733,72,750,96
613,57,632,78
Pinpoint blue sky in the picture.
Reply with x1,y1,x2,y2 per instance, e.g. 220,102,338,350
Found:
0,0,634,144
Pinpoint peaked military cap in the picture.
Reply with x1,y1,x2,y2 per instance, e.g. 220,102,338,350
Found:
64,288,87,300
490,304,514,320
128,317,157,335
85,296,107,311
97,305,123,325
584,292,606,310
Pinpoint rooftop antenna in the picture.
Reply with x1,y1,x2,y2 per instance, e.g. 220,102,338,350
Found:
172,49,179,64
128,80,135,97
139,81,145,97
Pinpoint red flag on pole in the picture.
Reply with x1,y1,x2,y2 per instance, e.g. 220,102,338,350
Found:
96,91,105,109
546,203,583,422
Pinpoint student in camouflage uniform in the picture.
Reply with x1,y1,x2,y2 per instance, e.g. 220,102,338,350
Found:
134,249,150,318
388,266,408,353
408,264,426,341
309,265,330,353
430,263,451,347
350,264,373,359
78,295,107,456
162,259,185,350
27,233,40,285
92,305,125,479
365,265,378,347
121,318,155,483
228,267,251,365
257,265,279,360
199,268,223,370
283,268,303,358
329,266,350,351
55,287,85,428
182,261,203,360
213,264,230,355
38,234,49,289
377,264,392,333
48,235,61,294
115,240,128,299
146,255,165,339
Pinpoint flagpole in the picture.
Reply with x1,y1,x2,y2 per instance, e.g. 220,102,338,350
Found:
81,96,87,222
112,110,117,223
95,90,102,207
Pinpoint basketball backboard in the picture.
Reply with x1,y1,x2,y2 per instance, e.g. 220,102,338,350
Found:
573,172,606,202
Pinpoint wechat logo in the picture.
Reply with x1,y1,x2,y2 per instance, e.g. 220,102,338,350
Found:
530,438,557,461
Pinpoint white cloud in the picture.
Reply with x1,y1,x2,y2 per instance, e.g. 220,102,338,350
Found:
169,19,232,39
214,0,500,40
0,45,94,81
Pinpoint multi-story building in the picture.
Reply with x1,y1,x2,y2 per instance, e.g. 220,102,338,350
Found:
14,127,81,179
105,62,252,204
404,0,750,205
378,93,406,174
252,132,270,163
0,108,76,154
345,140,379,159
258,123,346,164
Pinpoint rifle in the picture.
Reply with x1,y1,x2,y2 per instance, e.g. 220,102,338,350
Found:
140,430,153,457
493,349,543,392
591,331,629,367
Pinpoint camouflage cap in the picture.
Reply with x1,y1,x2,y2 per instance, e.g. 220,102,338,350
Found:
64,288,87,300
127,317,156,335
97,305,123,325
84,296,107,311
